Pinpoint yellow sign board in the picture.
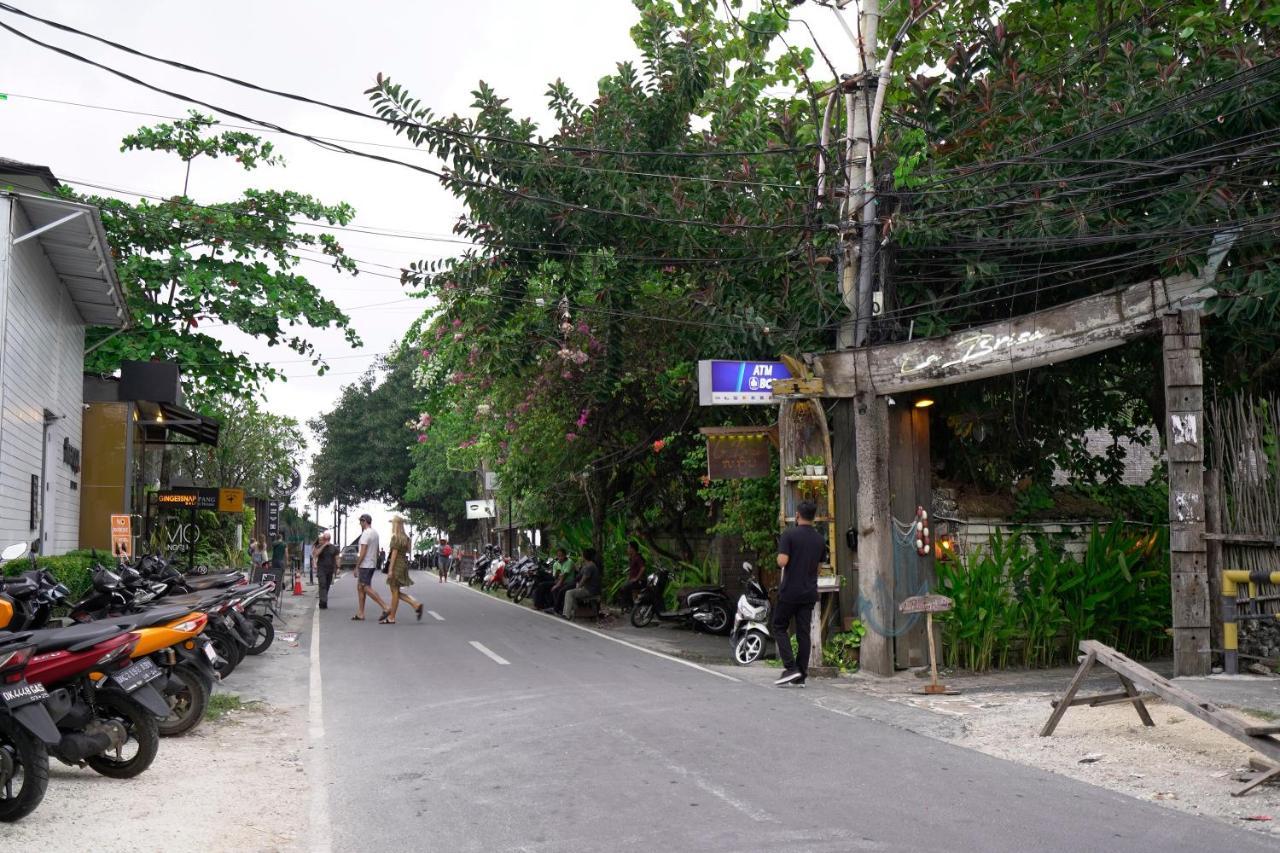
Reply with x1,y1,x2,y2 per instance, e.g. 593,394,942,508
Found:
218,488,245,513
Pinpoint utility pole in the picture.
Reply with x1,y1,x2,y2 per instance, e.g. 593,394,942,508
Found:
825,0,918,676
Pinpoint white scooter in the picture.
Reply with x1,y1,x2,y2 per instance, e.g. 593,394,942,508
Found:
730,562,774,665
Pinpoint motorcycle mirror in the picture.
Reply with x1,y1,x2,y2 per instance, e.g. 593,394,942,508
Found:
1,542,30,561
741,561,753,571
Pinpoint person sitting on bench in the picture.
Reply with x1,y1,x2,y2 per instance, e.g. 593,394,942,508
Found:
562,547,601,620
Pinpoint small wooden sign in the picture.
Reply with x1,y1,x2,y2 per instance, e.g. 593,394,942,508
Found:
899,594,953,614
705,433,771,480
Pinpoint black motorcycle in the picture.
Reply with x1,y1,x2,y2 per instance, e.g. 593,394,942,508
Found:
629,567,732,634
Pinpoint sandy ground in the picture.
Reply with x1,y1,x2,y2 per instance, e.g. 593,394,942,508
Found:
865,679,1280,837
3,593,312,852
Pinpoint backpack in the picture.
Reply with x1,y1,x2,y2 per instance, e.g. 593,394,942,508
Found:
442,544,453,558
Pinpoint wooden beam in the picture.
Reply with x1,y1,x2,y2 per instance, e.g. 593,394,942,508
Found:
810,272,1214,397
855,391,894,676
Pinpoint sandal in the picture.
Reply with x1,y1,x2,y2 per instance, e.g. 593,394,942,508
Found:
415,604,424,622
378,616,395,625
350,615,364,621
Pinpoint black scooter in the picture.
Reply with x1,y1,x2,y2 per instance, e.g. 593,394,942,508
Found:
629,567,732,634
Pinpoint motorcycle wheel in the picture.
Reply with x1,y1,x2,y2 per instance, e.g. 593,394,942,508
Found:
0,713,49,822
630,603,655,628
84,692,160,779
698,602,732,635
245,615,275,656
733,632,766,665
511,583,527,604
208,629,243,679
158,664,209,737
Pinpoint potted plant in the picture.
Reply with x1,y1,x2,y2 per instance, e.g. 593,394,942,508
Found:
801,454,826,476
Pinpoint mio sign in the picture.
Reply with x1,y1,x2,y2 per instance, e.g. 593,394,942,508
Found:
697,360,792,406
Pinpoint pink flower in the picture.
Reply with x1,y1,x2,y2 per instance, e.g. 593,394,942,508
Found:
561,370,573,380
576,321,590,335
662,265,677,274
450,371,465,384
452,317,463,328
505,421,517,432
652,439,666,453
435,326,446,339
576,409,590,428
565,432,578,442
417,434,428,443
421,348,433,359
516,402,530,414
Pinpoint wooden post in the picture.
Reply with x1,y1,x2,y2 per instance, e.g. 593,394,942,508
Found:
1163,309,1211,676
833,400,858,630
855,388,894,675
1205,471,1224,664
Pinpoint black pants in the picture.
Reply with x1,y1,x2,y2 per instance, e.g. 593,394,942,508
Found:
551,583,569,614
618,579,642,609
317,564,335,606
532,580,555,610
771,598,815,676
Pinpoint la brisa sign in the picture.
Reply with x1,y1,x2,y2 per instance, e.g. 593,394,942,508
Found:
697,359,792,406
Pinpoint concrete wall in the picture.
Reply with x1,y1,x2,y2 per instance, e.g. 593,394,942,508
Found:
0,198,88,554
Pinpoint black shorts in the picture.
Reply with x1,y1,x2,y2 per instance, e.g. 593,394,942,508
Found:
357,565,377,586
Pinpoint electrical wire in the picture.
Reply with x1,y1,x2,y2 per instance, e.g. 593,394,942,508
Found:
0,16,816,235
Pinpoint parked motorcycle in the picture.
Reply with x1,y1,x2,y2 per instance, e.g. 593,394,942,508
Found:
471,545,499,587
629,566,732,634
0,629,59,822
730,562,773,665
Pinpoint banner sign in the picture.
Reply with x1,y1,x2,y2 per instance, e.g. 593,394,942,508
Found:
267,500,281,537
697,360,792,405
466,499,496,519
156,487,245,513
110,514,132,559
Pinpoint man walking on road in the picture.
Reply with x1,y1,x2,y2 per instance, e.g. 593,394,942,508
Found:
562,547,601,619
353,513,390,621
313,531,339,610
772,500,824,687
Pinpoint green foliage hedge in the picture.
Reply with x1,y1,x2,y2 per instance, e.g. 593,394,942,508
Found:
936,526,1171,671
2,549,104,601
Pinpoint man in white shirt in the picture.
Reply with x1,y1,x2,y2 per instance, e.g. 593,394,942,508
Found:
353,513,389,621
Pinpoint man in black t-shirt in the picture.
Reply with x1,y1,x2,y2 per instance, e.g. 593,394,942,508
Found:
773,500,826,686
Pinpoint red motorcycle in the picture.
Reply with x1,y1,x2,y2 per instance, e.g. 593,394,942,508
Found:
5,619,167,782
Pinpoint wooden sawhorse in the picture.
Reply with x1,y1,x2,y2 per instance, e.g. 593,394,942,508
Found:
1041,640,1280,797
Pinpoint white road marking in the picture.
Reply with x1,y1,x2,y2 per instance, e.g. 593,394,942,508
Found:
453,580,739,683
469,640,510,665
307,605,332,853
427,610,445,621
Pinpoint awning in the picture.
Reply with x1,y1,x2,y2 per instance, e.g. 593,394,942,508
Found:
7,192,128,328
138,400,220,447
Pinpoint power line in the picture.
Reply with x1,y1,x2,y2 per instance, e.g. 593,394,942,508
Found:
0,2,816,160
0,91,815,194
0,15,816,235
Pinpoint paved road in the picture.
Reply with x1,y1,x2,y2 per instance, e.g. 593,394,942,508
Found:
310,572,1274,853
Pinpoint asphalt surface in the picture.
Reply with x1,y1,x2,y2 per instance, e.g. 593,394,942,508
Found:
311,571,1276,853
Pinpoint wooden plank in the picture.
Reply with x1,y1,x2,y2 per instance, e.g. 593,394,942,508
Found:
855,392,894,676
1076,641,1280,763
813,272,1214,397
832,400,858,630
889,405,920,669
1040,651,1098,737
1243,725,1280,736
1170,523,1206,552
1163,351,1204,387
1116,673,1157,727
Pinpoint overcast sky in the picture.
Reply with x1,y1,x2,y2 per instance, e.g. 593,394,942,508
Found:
0,0,852,541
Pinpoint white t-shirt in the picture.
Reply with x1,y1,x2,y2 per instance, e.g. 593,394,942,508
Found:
358,527,380,568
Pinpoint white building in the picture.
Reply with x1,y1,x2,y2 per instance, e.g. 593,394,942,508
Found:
0,159,127,555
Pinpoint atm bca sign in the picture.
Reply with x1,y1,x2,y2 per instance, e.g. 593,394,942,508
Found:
466,500,496,519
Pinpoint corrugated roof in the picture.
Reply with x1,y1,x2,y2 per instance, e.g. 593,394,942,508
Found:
6,191,128,328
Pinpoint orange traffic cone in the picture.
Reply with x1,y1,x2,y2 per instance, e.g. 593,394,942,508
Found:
292,569,304,596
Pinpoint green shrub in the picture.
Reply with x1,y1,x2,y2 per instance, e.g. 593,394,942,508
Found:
823,623,866,671
2,549,105,601
937,525,1170,671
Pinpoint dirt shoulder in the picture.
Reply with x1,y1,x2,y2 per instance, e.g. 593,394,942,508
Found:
6,591,314,852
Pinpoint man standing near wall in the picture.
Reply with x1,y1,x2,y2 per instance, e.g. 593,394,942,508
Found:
772,500,824,687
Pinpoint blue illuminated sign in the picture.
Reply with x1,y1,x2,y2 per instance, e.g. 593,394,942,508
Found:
697,359,792,405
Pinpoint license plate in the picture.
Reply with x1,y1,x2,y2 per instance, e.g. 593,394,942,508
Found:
112,658,162,693
201,641,218,663
0,680,49,708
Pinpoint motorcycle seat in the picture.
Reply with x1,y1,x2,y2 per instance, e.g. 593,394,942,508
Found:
108,605,193,630
678,584,723,595
183,573,244,590
0,576,38,596
15,622,129,653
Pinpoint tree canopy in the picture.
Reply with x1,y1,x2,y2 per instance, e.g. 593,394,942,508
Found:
75,112,362,397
